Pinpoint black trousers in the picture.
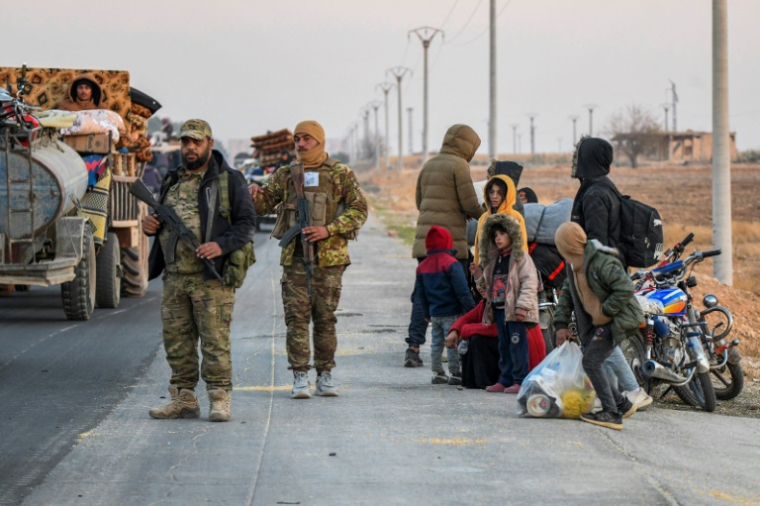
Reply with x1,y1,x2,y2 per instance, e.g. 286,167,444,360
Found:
461,335,501,389
582,324,626,413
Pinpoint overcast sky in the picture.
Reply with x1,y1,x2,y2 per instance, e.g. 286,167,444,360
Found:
4,0,759,155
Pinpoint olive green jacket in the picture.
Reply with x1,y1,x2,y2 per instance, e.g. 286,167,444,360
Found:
554,240,644,345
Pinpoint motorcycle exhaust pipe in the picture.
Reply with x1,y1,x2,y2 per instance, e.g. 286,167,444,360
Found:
642,360,688,383
686,334,710,373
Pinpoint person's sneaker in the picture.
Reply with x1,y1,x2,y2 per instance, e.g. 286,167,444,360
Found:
149,386,200,419
485,382,507,393
625,388,653,412
208,388,231,422
503,384,521,394
291,371,311,399
316,371,338,397
448,374,462,386
404,348,423,368
580,410,623,430
431,371,449,384
618,397,637,419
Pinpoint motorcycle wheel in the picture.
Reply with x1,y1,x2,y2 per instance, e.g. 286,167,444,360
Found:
619,333,650,392
678,372,717,412
711,361,744,401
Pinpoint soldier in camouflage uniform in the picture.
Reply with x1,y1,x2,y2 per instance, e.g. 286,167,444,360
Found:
249,120,367,399
143,119,256,421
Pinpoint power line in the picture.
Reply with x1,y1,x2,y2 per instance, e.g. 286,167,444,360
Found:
440,0,461,28
448,0,514,47
445,0,484,44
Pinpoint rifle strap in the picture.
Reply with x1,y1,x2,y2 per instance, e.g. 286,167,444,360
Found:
290,161,305,199
205,182,218,243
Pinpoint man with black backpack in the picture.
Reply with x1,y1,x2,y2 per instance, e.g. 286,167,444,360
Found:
570,138,624,265
570,137,653,413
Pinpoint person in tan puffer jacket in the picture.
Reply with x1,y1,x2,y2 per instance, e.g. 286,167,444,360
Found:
404,125,485,368
412,124,484,259
60,72,102,112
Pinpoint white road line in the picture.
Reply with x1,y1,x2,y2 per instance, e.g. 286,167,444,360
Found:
245,270,278,505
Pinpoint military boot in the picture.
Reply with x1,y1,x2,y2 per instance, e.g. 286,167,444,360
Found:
208,389,231,422
149,386,200,419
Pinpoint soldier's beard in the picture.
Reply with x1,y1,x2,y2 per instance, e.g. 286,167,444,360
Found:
183,147,212,171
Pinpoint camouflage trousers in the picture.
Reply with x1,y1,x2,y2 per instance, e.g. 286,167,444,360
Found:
281,262,345,372
161,272,235,391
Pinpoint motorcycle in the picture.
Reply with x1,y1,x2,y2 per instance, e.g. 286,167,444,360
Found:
632,234,743,402
620,234,733,412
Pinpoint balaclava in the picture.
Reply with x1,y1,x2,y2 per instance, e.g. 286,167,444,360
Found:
294,120,329,168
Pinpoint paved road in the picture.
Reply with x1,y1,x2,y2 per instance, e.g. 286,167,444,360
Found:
2,219,759,506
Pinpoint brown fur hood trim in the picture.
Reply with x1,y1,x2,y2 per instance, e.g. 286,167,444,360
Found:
478,212,525,266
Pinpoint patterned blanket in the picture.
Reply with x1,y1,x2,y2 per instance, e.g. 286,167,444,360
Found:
0,67,131,129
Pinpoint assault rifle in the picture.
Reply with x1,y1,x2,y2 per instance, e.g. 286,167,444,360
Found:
129,179,224,282
277,162,314,296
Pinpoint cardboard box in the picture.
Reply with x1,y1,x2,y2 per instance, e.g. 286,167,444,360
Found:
62,133,112,154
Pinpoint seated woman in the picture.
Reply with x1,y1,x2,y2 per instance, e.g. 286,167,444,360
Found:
445,287,546,389
60,73,102,111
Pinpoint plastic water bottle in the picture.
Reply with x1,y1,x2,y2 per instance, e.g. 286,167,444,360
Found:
457,339,469,355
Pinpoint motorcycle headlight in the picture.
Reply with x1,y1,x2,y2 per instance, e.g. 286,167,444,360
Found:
703,294,719,308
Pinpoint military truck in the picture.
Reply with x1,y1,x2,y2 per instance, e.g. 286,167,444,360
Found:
0,65,158,320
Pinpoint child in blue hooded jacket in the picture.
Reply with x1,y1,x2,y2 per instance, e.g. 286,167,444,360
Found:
414,226,476,385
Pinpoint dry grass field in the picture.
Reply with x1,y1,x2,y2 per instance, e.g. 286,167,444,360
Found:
359,161,760,372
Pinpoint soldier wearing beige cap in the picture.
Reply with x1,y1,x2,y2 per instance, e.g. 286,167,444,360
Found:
143,119,256,422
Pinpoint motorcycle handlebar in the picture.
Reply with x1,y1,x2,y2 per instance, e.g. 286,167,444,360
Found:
678,233,695,250
702,249,722,258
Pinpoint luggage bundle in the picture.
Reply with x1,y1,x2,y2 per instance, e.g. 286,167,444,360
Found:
524,199,572,289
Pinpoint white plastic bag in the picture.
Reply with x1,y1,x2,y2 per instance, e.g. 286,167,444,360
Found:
517,341,596,419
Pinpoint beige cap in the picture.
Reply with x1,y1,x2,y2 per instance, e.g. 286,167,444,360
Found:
179,119,212,140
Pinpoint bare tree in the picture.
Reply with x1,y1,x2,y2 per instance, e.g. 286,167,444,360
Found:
608,105,662,168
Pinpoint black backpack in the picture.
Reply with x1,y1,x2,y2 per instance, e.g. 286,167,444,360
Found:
613,189,664,268
529,243,566,290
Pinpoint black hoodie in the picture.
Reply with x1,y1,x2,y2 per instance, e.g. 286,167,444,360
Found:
570,138,622,260
148,150,257,281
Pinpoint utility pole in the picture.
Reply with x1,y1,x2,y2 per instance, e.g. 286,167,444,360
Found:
584,104,598,136
362,107,370,160
569,115,579,145
557,137,562,153
517,133,522,154
669,80,679,132
387,66,412,171
348,123,356,162
409,26,444,164
660,103,670,132
510,123,518,155
370,100,382,170
712,0,732,284
407,107,414,155
488,0,497,160
376,82,394,169
527,113,537,155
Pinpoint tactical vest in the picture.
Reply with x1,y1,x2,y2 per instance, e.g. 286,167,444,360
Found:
272,158,357,240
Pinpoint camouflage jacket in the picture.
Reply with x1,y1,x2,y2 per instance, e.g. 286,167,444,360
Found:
255,159,368,267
